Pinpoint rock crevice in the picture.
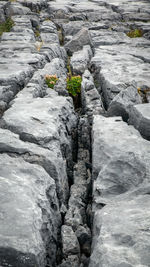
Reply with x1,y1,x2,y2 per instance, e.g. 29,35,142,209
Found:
0,0,150,266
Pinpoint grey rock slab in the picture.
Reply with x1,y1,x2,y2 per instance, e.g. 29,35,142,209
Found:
0,154,61,267
91,45,150,106
40,20,57,34
18,0,48,12
81,70,103,116
62,21,109,37
123,12,150,22
1,31,35,42
89,194,150,267
92,115,150,202
70,45,93,75
129,103,150,141
0,63,33,88
69,12,87,21
0,52,46,70
87,9,121,22
5,2,31,16
65,27,94,55
40,32,59,44
0,128,69,204
12,15,33,28
2,92,76,151
90,113,150,266
90,29,130,47
61,225,80,257
108,84,142,121
40,44,67,62
0,42,37,53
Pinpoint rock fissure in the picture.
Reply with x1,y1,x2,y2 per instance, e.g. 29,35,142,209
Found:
0,0,150,266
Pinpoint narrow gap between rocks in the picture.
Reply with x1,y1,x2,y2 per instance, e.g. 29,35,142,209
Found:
55,51,93,266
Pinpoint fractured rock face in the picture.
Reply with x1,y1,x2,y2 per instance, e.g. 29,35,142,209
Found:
129,103,150,141
0,154,61,267
90,115,150,267
70,45,93,75
108,84,142,121
89,194,150,267
61,225,80,257
65,28,94,55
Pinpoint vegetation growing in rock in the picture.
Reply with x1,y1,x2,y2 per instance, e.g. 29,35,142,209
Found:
66,74,82,97
45,74,59,89
126,29,143,38
0,18,14,36
35,29,40,38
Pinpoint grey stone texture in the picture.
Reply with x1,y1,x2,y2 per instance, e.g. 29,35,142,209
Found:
108,84,142,121
90,115,150,267
0,0,150,266
70,45,93,75
65,28,94,55
129,103,150,140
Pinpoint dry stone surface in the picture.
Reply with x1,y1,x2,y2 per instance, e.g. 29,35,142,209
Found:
0,0,150,266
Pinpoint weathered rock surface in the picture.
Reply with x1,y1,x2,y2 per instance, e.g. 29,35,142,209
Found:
65,28,94,55
90,194,150,267
81,70,103,119
61,225,80,257
91,44,150,107
0,0,150,266
90,115,150,266
108,84,142,121
71,45,93,75
129,103,150,141
0,154,60,267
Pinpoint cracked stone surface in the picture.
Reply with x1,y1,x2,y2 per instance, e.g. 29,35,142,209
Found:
0,0,150,266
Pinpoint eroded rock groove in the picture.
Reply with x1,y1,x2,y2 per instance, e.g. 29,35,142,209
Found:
0,0,150,266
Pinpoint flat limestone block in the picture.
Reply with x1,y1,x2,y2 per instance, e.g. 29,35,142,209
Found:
89,194,150,267
91,44,150,106
0,128,69,204
0,63,33,88
0,154,60,267
90,115,150,266
92,115,150,181
129,103,150,140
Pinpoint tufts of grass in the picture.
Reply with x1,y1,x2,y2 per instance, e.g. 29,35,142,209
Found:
126,29,143,38
0,17,14,36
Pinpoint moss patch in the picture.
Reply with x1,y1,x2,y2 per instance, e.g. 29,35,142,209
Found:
126,29,143,38
0,18,14,36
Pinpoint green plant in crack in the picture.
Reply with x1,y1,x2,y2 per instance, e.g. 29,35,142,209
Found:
35,29,40,38
126,29,143,38
0,17,14,36
45,74,59,89
66,74,82,97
